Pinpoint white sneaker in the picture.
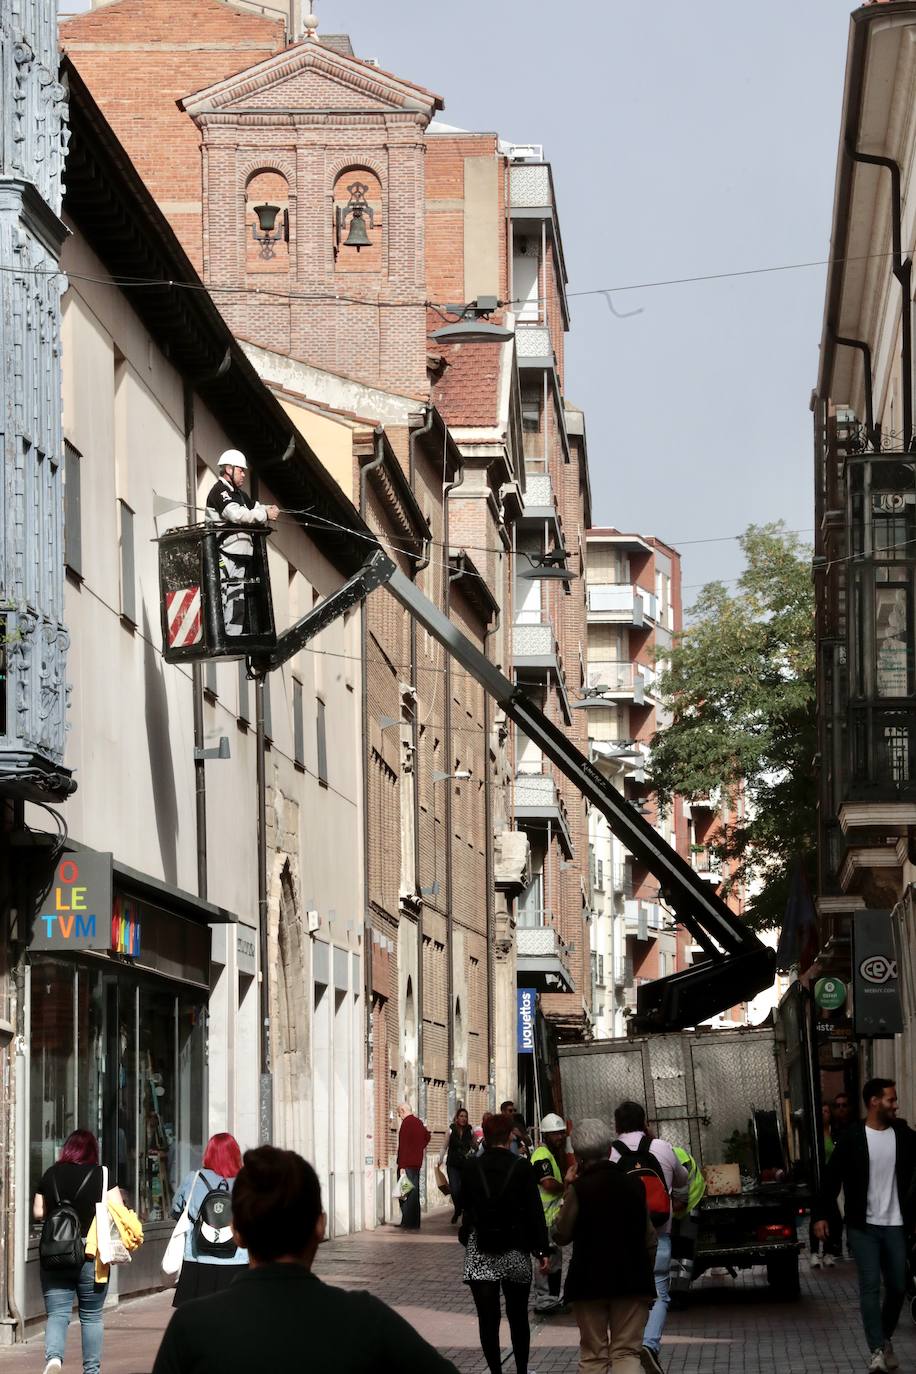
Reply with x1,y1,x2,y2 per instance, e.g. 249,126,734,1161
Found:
43,1362,62,1374
823,1253,836,1268
809,1252,822,1269
869,1349,888,1373
884,1342,899,1371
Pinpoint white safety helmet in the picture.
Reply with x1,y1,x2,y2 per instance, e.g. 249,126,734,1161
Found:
540,1113,566,1133
219,448,248,472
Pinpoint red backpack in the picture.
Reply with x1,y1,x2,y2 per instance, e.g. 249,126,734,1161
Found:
611,1134,671,1228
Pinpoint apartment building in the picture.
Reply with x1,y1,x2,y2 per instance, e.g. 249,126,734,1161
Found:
812,2,916,1101
584,530,688,1036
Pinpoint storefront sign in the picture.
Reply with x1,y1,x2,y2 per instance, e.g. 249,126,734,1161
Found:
33,852,113,950
853,910,903,1037
814,976,847,1011
237,924,257,977
517,987,536,1054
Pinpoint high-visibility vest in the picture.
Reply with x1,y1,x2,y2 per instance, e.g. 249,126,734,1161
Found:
530,1144,564,1226
673,1147,706,1217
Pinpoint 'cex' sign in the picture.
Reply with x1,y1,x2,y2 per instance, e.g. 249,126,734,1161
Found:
33,851,113,951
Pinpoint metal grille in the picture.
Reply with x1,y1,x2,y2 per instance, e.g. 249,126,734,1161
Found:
691,1035,779,1166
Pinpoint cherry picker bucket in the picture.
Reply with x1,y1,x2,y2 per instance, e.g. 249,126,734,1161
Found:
158,524,276,664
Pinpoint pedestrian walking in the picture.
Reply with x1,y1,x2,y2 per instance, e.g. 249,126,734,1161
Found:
152,1145,459,1374
501,1099,531,1156
460,1111,550,1374
205,449,278,637
530,1111,571,1313
611,1101,687,1374
810,1104,841,1269
554,1118,658,1374
440,1106,476,1223
396,1102,431,1230
814,1077,916,1372
169,1132,248,1305
33,1129,124,1374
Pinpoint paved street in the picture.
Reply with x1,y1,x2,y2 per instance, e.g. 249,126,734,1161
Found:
0,1214,912,1373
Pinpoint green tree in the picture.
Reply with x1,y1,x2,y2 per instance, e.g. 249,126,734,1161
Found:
649,523,815,932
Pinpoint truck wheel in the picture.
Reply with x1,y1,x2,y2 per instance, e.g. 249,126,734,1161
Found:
766,1254,800,1300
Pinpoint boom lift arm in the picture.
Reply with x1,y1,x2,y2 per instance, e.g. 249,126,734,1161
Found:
252,549,776,1032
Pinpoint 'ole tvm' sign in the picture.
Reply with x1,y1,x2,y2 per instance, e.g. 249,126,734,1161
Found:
34,852,113,951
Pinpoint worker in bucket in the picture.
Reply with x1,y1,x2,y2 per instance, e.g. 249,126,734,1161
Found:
205,450,278,636
530,1113,571,1313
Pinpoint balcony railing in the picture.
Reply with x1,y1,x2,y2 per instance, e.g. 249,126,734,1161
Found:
513,772,574,856
624,898,664,939
517,923,573,992
586,660,656,702
586,584,658,625
510,162,553,210
515,323,554,367
515,773,559,809
847,705,916,798
522,473,555,513
691,847,722,882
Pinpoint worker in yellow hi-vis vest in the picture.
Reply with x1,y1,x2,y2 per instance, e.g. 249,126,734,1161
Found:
530,1114,571,1313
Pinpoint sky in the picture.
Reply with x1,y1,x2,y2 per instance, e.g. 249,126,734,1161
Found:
61,0,853,596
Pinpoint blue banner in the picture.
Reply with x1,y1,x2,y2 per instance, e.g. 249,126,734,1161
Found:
517,987,537,1054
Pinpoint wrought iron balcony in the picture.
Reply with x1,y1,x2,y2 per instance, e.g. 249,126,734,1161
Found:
847,705,916,800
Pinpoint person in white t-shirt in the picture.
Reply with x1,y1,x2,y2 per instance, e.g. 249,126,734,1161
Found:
814,1078,916,1374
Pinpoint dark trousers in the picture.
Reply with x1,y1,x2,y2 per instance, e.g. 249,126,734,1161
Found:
398,1166,421,1229
848,1224,907,1352
469,1278,531,1374
447,1163,464,1218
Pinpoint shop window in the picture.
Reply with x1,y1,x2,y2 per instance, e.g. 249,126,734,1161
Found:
245,169,290,276
139,986,177,1221
29,958,76,1205
333,167,382,274
177,994,206,1186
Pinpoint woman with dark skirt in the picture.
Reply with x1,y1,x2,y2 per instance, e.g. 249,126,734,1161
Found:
442,1106,476,1223
170,1132,248,1305
461,1112,550,1374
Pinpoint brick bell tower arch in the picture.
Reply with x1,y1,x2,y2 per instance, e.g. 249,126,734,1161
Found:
180,35,443,395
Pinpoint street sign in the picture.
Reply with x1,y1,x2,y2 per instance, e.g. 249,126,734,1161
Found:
517,987,536,1054
814,976,846,1011
852,910,903,1037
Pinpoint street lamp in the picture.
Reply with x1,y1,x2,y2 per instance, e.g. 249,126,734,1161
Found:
517,550,578,583
430,297,514,345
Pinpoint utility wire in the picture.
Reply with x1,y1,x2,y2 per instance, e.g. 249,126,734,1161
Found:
1,246,904,308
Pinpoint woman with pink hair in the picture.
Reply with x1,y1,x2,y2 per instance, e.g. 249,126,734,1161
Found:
170,1132,248,1306
33,1130,123,1374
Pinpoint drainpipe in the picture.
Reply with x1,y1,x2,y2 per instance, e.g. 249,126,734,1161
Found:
409,410,434,1121
443,451,465,1117
831,332,878,449
845,143,913,450
359,431,387,1118
183,382,207,900
483,601,501,1111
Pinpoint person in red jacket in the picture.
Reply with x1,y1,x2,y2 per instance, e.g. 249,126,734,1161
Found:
396,1103,431,1230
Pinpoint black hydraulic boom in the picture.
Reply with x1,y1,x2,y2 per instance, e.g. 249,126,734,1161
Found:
250,550,776,1032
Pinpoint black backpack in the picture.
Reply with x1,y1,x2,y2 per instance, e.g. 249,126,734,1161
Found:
39,1169,95,1271
611,1134,671,1228
471,1157,523,1255
192,1177,237,1259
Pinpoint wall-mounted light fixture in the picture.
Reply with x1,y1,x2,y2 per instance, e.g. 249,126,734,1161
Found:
432,769,472,783
252,203,287,260
194,735,230,761
336,181,374,252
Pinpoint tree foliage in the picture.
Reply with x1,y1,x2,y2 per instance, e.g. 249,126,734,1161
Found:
649,523,816,932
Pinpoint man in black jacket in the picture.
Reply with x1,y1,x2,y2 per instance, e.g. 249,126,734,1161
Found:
153,1146,457,1374
814,1078,916,1373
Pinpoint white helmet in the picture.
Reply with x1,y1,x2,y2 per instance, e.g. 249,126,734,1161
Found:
219,448,247,472
540,1113,566,1133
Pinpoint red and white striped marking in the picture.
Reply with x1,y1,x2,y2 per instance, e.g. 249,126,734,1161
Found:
166,587,202,649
